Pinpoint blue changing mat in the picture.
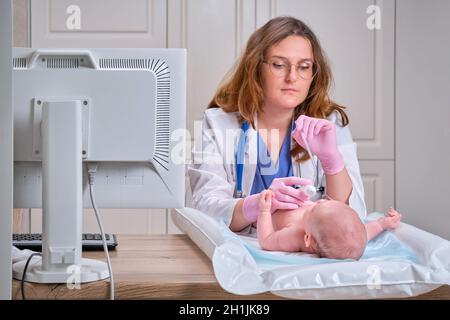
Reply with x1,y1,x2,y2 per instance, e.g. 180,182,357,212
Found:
174,207,450,298
219,221,419,267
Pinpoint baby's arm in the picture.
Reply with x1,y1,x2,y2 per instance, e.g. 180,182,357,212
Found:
257,190,303,252
365,208,402,241
257,190,276,244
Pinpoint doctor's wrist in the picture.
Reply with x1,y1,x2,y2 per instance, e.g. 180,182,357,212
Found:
242,193,260,223
319,152,345,175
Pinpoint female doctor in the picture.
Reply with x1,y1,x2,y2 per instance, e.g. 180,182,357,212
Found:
188,16,366,232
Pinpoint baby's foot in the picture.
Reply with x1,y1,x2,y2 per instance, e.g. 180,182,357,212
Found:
387,207,402,218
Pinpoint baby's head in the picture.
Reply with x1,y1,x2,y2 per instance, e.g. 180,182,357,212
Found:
304,199,367,260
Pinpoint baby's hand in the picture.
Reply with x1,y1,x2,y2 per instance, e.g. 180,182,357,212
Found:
381,207,402,230
259,190,273,213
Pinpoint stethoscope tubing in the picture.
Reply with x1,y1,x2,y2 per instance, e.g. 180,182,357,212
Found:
235,121,324,198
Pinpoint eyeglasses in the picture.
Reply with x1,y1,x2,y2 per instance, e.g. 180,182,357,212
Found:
262,57,318,80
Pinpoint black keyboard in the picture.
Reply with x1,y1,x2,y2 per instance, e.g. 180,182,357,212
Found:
13,233,118,251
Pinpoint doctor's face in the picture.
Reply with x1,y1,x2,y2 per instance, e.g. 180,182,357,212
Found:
261,35,315,111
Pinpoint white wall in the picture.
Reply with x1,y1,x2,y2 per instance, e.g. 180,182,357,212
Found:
396,0,450,239
0,0,13,300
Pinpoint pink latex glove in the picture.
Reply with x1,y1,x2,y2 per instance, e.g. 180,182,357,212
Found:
242,177,312,223
292,115,345,175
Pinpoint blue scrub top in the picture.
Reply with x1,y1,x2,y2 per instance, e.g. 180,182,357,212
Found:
250,127,294,195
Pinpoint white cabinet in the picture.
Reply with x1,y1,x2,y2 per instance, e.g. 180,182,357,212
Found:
28,0,170,235
30,0,167,47
168,0,255,135
173,0,396,217
28,208,167,234
265,0,395,214
25,0,398,234
263,0,395,160
360,160,394,214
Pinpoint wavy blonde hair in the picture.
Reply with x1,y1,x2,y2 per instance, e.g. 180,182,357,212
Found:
208,16,349,162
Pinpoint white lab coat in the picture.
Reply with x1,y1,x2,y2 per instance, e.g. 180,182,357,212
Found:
188,107,367,226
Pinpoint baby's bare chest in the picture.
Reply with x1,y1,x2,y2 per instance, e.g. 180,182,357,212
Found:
272,210,304,230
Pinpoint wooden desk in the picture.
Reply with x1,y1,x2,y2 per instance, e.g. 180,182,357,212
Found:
12,235,450,300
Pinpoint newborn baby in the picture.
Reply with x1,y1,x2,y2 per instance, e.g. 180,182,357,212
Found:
257,190,402,260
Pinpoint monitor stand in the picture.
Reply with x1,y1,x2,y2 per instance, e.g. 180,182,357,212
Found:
12,100,108,283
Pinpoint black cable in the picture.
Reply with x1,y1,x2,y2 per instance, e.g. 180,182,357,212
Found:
21,252,41,300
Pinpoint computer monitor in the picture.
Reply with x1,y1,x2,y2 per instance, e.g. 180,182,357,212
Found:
12,48,186,283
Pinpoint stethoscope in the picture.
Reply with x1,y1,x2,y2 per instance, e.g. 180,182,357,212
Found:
235,120,325,198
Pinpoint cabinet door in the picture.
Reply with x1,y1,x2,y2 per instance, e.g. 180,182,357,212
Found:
256,0,395,213
29,208,167,235
166,0,257,233
396,0,450,240
29,0,168,235
168,0,256,136
258,0,394,160
360,160,394,214
31,0,166,47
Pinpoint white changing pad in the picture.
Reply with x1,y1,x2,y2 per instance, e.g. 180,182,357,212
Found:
172,207,450,299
